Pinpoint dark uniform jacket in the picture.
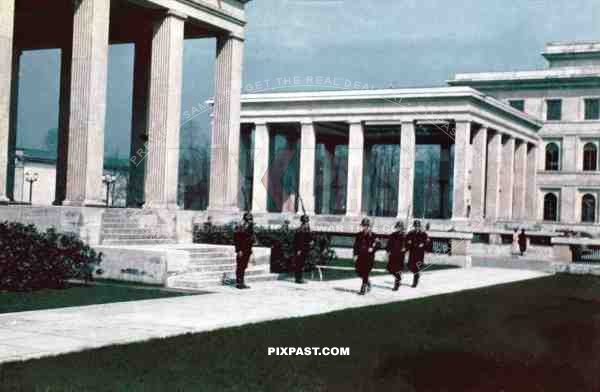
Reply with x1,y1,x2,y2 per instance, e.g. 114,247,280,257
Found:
407,229,428,272
353,231,378,276
234,224,254,255
293,224,312,271
386,231,407,273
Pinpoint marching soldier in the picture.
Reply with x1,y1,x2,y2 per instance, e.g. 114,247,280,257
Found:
353,218,379,295
293,215,312,284
234,212,255,289
386,221,407,291
406,219,429,288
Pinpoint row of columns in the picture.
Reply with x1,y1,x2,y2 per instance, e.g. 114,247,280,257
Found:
469,125,538,222
0,0,244,211
249,120,539,222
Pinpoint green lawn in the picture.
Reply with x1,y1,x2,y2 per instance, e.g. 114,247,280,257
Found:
2,274,599,391
0,282,191,314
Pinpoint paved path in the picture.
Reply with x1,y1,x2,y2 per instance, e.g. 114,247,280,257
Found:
0,267,548,364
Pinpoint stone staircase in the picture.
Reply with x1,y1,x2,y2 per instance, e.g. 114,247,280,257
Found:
166,246,278,290
100,209,177,246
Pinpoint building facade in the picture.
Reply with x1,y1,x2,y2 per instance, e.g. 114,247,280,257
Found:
449,41,600,227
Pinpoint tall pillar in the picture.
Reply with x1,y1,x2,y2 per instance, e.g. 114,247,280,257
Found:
346,121,364,216
64,0,111,206
54,44,72,205
143,10,186,209
485,130,502,221
512,140,527,220
127,35,151,207
209,34,244,211
251,122,269,213
499,136,515,219
470,126,487,220
451,121,471,219
0,0,16,203
398,120,415,219
525,144,538,220
298,121,316,214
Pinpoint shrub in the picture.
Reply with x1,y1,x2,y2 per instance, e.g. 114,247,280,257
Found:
0,222,102,292
193,221,335,272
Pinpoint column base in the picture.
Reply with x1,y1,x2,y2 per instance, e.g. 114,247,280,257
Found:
143,202,180,210
0,195,10,205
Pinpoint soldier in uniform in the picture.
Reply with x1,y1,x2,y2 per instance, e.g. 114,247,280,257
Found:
234,212,255,289
406,219,429,288
293,215,312,284
353,218,379,295
386,221,407,291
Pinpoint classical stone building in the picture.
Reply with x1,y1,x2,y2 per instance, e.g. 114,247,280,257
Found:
449,42,600,227
0,0,249,211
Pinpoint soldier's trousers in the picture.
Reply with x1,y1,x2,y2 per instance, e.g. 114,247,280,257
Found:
236,253,251,283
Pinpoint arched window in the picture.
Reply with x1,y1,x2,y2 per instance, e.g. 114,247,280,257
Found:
543,193,558,221
583,143,598,171
582,194,596,223
545,143,560,171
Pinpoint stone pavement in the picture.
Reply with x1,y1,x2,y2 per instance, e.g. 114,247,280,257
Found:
0,267,548,364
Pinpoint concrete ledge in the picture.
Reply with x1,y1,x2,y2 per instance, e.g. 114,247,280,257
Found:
332,248,471,268
553,262,600,275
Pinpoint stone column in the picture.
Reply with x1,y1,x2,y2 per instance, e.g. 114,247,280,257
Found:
298,121,316,214
398,120,415,219
251,122,269,213
143,10,186,209
346,121,364,216
499,136,515,220
127,35,151,207
209,34,244,211
64,0,111,206
0,0,15,203
451,121,471,219
485,130,502,221
525,144,537,220
512,140,527,220
54,44,72,205
470,126,487,220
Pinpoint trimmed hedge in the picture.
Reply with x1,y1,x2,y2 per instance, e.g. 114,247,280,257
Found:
193,222,335,272
0,222,102,292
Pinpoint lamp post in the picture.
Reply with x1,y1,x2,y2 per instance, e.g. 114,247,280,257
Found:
24,171,39,204
102,174,116,208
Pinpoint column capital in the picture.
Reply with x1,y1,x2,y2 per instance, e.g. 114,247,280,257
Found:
253,120,267,126
165,9,188,21
300,119,314,126
346,119,363,125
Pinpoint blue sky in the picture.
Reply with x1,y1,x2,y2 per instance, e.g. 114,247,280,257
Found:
16,0,600,157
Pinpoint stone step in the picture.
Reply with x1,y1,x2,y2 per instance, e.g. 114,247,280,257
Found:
101,234,174,241
101,239,177,246
188,257,236,265
167,270,278,290
101,223,172,230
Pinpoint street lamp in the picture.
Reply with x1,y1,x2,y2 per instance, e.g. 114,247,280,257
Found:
24,171,39,204
102,174,116,208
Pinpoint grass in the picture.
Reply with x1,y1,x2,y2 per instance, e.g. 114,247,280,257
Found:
2,274,599,391
0,282,191,314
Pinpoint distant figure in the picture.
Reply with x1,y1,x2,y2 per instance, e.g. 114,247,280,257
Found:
293,215,312,284
234,212,255,289
386,221,407,291
407,220,429,288
202,216,214,242
518,229,527,256
353,218,378,295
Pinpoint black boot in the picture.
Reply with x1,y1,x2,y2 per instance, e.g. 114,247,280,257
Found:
393,274,401,291
366,279,372,292
236,272,250,289
295,271,305,284
412,273,419,288
358,282,367,295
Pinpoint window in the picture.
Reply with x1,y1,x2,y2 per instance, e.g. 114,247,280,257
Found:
543,193,558,222
545,142,560,171
583,143,598,171
585,98,600,120
509,99,525,111
582,194,596,223
546,99,562,121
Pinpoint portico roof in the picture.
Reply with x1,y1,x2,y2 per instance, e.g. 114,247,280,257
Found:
239,87,542,144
